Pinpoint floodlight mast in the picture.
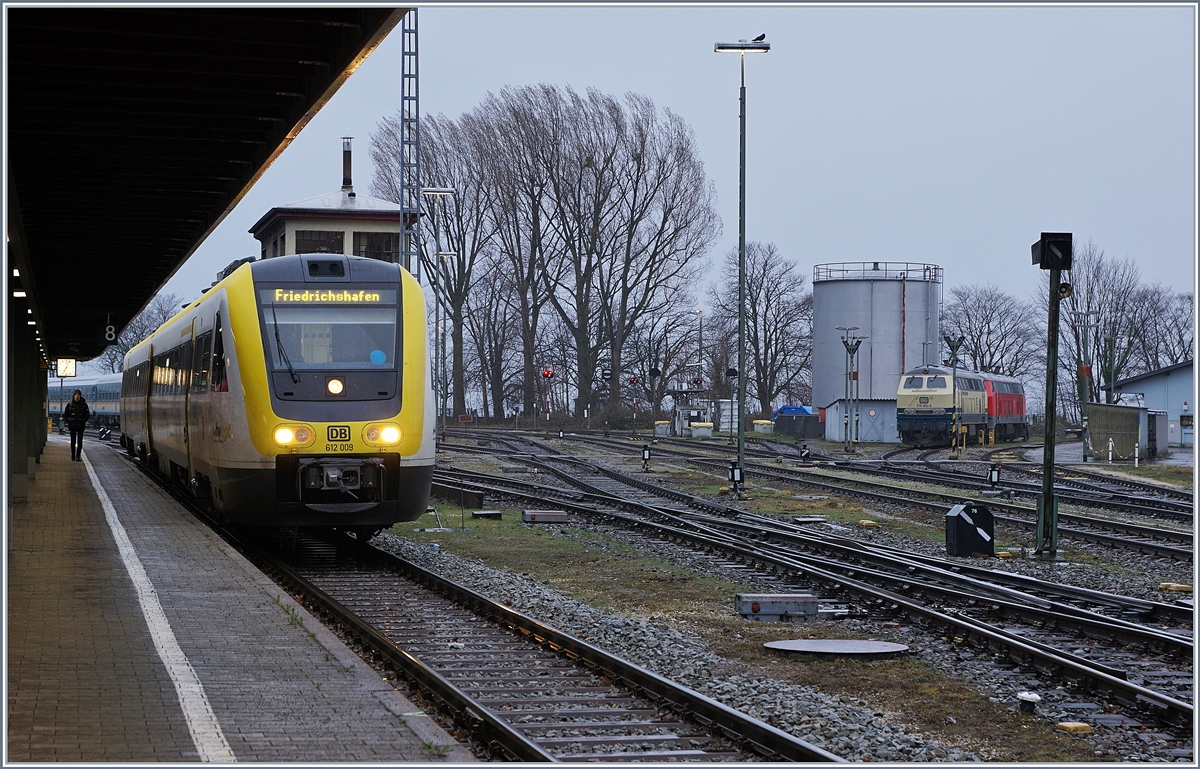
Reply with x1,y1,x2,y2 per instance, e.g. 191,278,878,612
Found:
714,35,769,498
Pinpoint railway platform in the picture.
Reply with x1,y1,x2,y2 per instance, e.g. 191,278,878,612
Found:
6,434,474,763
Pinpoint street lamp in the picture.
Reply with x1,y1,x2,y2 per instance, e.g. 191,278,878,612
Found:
715,34,769,498
437,251,455,441
695,309,703,384
421,187,455,447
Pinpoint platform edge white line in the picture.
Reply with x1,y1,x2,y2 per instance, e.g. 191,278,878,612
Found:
82,450,236,763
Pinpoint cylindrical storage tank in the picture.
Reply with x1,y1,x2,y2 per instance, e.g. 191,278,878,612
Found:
812,262,942,431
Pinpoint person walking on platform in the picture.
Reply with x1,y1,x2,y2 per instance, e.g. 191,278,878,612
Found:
63,389,90,462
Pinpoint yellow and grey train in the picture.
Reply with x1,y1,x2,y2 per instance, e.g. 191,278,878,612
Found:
896,365,1029,448
121,253,434,536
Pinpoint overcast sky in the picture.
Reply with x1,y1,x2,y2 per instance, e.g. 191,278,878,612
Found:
160,3,1196,313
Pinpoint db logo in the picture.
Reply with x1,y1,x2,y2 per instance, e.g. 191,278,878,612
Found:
327,425,351,441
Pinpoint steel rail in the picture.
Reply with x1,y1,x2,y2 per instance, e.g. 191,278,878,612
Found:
859,461,1193,519
343,537,844,762
239,540,563,761
706,459,1193,559
429,470,1194,730
533,458,1193,657
454,455,1192,635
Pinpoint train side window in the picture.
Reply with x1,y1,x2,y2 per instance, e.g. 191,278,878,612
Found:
211,313,228,392
180,343,193,394
192,331,212,393
903,376,923,389
927,376,946,388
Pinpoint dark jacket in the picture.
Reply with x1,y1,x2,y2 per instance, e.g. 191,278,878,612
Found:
63,397,90,429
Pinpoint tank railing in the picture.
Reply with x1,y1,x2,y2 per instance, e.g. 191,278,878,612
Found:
813,262,943,283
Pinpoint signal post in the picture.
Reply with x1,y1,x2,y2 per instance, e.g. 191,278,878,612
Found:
1032,232,1072,560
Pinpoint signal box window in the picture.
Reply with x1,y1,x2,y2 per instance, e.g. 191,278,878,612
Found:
903,376,923,389
296,230,345,255
354,232,399,261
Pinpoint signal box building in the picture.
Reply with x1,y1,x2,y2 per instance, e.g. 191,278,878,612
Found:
1103,360,1194,447
248,139,401,265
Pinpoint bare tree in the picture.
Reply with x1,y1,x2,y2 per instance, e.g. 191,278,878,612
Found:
626,297,703,421
370,111,497,421
1057,240,1142,406
461,252,521,419
709,243,812,417
1128,284,1193,376
942,284,1040,378
468,86,559,418
88,292,181,373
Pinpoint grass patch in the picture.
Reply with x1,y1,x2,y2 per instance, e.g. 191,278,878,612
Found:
1085,463,1193,490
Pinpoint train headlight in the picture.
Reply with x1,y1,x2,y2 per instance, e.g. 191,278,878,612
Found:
274,423,316,447
327,378,345,395
363,423,402,446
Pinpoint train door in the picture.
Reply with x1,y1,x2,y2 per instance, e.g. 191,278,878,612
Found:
145,342,156,466
188,321,213,489
183,319,197,475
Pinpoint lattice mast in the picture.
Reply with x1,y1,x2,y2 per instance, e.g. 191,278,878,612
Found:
399,8,421,281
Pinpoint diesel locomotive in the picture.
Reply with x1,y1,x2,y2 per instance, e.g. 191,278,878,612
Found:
896,365,1029,447
121,253,434,536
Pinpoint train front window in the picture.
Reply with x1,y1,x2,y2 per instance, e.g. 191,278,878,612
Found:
926,376,947,388
260,291,398,370
903,376,923,389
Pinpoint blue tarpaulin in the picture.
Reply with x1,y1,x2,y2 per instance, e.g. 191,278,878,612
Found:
771,405,813,420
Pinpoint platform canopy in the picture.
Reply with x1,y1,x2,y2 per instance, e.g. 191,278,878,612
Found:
6,6,407,361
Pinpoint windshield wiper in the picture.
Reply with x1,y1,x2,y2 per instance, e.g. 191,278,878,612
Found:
270,302,300,384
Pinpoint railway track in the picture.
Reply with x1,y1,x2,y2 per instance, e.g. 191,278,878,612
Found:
246,529,841,762
429,455,1194,732
443,432,1192,559
115,444,838,762
843,458,1194,521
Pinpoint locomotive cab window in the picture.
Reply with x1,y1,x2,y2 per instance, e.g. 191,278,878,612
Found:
903,376,923,389
259,288,399,370
926,376,947,388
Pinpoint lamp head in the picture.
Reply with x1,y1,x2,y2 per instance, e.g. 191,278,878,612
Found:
714,40,770,53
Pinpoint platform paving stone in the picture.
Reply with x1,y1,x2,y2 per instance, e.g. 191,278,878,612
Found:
8,434,474,762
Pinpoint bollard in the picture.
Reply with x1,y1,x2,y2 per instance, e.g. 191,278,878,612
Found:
1134,442,1139,468
1107,438,1113,463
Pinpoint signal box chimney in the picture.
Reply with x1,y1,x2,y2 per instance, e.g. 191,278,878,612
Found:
341,136,354,194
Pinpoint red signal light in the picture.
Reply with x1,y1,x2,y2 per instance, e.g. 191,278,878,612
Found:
541,368,554,379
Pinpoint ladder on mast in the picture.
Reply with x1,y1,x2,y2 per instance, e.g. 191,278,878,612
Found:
399,8,421,280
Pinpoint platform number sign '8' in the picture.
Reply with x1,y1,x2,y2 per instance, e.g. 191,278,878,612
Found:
98,322,118,346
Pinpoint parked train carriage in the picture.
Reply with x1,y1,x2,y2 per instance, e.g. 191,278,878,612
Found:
896,366,989,447
122,253,434,535
982,373,1030,441
48,372,123,427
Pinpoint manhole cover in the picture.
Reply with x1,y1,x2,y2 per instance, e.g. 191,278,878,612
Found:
763,639,909,659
